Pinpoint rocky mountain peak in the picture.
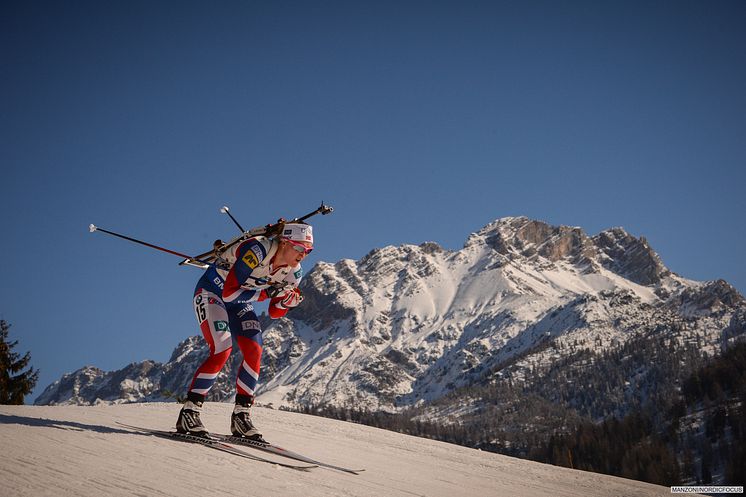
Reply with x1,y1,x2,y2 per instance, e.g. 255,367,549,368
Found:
470,218,673,286
476,217,596,266
592,228,670,286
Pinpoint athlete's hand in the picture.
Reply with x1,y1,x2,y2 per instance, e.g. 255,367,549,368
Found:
280,287,303,308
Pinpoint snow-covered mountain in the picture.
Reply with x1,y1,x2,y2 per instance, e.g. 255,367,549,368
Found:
36,217,745,413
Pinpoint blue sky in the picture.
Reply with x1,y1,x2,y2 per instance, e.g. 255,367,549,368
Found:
2,1,744,401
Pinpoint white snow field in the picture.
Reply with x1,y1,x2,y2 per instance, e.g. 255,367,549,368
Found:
0,402,673,497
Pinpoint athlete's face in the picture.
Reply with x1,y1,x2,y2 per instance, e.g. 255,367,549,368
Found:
275,238,313,267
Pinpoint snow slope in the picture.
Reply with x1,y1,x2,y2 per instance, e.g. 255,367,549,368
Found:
0,402,674,497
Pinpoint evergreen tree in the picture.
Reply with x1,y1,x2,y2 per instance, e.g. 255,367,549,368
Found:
0,319,39,404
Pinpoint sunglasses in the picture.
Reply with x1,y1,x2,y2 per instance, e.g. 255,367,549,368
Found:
283,238,313,255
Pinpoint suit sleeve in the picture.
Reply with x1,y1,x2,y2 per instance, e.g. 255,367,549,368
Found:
222,239,267,303
267,265,303,319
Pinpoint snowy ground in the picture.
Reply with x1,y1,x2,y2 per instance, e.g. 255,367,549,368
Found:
0,402,674,497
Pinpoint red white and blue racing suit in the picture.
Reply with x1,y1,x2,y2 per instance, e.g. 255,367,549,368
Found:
188,235,301,400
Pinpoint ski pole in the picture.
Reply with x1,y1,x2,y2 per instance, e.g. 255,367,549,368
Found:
89,224,211,268
220,206,245,232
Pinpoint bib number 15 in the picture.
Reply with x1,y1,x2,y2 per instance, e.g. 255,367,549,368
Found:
195,295,207,323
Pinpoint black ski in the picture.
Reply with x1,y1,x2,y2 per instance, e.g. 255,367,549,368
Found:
116,422,317,471
213,434,364,475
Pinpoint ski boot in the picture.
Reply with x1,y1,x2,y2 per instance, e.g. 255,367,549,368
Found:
176,392,209,437
231,394,267,443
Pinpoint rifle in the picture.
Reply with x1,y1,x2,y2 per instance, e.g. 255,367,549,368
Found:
90,202,334,271
179,202,333,269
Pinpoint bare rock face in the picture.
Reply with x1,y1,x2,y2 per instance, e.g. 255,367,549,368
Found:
291,261,356,330
665,279,746,317
482,217,598,266
480,218,671,285
593,228,670,286
261,317,308,382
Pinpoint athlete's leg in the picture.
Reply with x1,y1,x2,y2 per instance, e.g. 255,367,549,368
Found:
227,303,264,440
187,288,233,399
228,304,263,399
177,286,234,435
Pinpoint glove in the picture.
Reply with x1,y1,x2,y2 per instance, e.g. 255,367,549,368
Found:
279,288,303,308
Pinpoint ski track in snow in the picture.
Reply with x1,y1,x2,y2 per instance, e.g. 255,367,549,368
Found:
0,403,678,497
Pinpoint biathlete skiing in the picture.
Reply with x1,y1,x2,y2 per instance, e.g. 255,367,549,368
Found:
88,204,366,473
176,221,314,441
90,204,332,443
